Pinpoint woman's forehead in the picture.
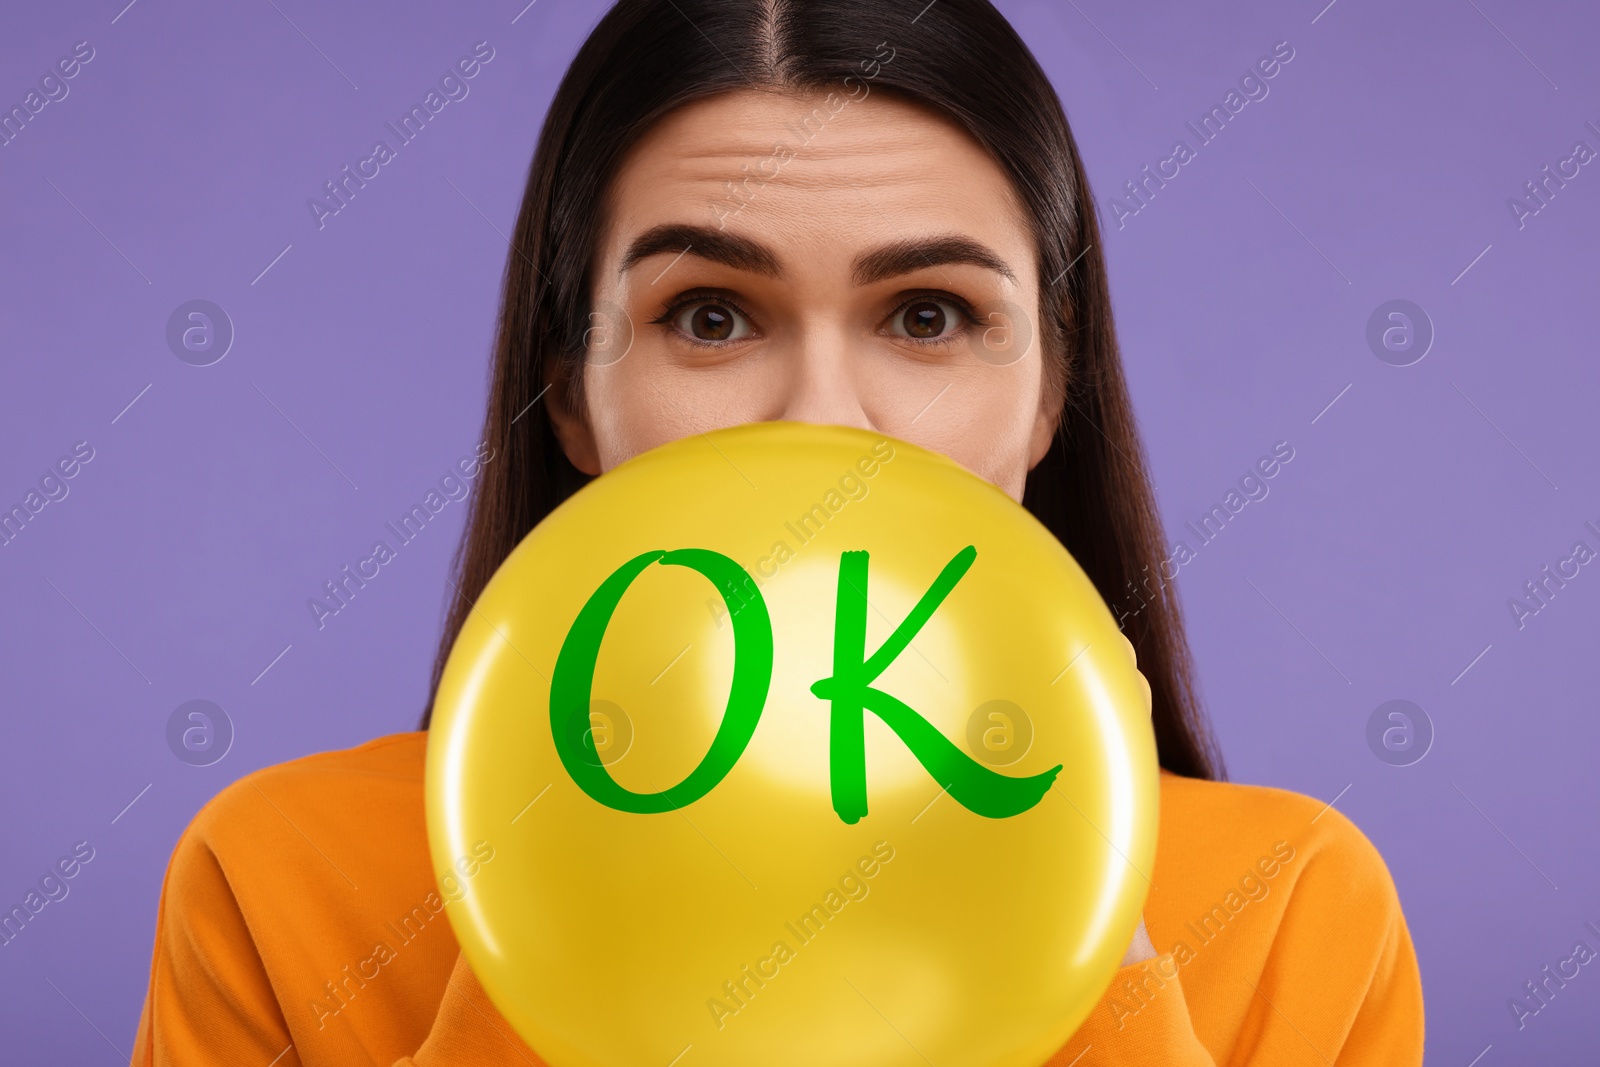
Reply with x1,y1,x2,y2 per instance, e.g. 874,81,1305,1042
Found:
598,88,1035,273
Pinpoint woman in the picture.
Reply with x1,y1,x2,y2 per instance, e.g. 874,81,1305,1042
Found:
131,0,1423,1063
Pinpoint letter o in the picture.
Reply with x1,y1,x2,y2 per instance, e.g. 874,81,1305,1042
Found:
549,548,774,813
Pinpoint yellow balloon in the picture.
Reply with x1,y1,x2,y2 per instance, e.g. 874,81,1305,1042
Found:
426,420,1157,1067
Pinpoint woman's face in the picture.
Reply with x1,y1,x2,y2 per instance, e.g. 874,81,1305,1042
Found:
547,87,1059,502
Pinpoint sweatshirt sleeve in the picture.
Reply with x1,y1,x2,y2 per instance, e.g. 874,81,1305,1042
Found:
392,952,550,1067
1254,804,1425,1063
1228,806,1424,1065
1047,804,1424,1065
130,823,297,1066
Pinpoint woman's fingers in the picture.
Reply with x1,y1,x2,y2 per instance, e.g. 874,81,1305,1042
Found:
1119,631,1154,716
1120,914,1158,966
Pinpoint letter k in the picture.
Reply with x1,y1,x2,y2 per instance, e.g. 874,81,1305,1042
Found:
810,546,1062,824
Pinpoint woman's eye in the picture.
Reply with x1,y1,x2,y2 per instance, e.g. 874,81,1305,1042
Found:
888,298,968,342
669,301,754,344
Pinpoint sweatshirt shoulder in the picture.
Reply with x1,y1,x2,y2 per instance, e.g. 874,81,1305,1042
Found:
184,730,429,850
1146,773,1421,1058
142,731,449,1064
1158,771,1402,908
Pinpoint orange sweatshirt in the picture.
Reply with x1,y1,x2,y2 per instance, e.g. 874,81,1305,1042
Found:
129,732,1423,1065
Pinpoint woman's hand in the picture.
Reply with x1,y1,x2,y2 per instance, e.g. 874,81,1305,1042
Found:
1120,915,1158,965
1118,629,1158,968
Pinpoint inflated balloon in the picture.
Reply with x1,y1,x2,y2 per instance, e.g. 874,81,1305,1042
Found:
426,420,1157,1067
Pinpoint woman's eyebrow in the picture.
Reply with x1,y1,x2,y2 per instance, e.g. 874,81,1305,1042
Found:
854,235,1017,286
618,223,1017,285
619,224,781,279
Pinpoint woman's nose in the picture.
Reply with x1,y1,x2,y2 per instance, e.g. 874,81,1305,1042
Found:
773,332,875,432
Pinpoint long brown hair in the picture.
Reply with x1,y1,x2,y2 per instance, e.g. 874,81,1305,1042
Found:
419,0,1225,781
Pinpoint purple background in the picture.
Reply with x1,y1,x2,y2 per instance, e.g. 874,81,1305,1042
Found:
3,0,1597,1061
